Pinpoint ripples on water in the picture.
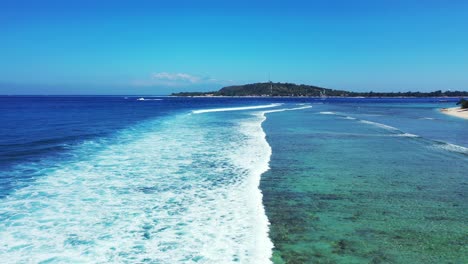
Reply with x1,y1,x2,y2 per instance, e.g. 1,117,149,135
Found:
1,97,466,263
0,105,276,263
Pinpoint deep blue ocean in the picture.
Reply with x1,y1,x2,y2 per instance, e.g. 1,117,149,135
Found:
0,96,466,263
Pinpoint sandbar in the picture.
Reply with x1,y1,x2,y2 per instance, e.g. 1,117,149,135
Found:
440,107,468,120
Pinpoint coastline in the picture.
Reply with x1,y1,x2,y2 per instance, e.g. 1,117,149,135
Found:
440,107,468,120
171,95,463,99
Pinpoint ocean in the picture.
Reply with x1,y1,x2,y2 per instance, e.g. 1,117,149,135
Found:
0,96,466,263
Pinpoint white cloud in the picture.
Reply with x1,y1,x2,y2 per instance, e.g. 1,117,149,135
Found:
151,72,201,83
132,72,229,87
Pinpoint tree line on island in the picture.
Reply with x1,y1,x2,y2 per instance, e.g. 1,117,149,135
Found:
171,82,468,98
457,98,468,109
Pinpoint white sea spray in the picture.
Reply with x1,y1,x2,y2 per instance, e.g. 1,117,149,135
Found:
0,106,282,263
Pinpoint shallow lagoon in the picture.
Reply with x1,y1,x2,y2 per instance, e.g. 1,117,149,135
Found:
261,103,467,263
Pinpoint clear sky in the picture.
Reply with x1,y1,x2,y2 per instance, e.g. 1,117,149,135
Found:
1,0,467,95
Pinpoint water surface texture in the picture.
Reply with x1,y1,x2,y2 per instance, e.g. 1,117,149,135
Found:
261,102,467,264
0,97,466,263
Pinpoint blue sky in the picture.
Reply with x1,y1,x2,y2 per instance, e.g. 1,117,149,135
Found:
1,0,467,94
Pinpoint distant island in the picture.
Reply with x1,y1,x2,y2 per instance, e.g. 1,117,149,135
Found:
172,82,468,97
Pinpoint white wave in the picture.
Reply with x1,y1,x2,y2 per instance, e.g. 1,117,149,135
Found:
434,143,468,155
192,104,282,114
319,111,337,115
395,133,420,138
234,113,274,263
137,97,163,101
359,120,399,131
343,116,356,120
262,105,312,114
0,113,273,263
420,117,435,120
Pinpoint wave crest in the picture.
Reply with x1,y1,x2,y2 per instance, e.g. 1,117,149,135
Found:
192,104,282,114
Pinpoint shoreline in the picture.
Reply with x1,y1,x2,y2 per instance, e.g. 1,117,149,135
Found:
440,107,468,120
171,95,463,99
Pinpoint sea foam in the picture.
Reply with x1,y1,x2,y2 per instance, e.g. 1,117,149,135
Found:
359,120,399,131
396,133,420,138
192,104,282,114
263,105,312,114
136,97,163,101
432,142,468,155
0,108,276,263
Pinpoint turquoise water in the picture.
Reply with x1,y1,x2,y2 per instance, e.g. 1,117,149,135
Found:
261,102,467,263
0,97,466,263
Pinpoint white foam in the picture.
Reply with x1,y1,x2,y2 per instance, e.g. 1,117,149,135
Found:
396,133,420,138
137,97,163,101
0,112,273,263
359,120,399,131
262,105,312,114
192,104,282,114
319,111,337,115
434,142,468,155
232,114,274,263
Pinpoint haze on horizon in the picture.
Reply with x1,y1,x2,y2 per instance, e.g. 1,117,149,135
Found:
1,0,468,95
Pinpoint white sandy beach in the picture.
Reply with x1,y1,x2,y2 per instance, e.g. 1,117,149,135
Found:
440,107,468,120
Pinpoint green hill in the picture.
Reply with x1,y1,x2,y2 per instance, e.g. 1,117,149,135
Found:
216,82,345,96
171,82,468,97
172,82,346,97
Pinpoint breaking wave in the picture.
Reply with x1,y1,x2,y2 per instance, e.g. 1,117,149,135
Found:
0,109,275,263
192,104,282,114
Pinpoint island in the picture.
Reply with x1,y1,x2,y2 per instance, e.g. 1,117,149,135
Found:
171,82,468,97
440,98,468,120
